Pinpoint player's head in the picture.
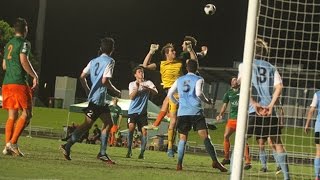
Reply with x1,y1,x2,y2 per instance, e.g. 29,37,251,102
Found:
161,43,176,60
230,77,239,88
133,66,144,80
182,36,197,52
14,17,28,38
112,97,119,104
100,37,115,55
255,38,269,59
186,59,198,73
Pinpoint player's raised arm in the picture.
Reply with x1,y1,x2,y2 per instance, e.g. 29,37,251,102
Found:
142,44,159,70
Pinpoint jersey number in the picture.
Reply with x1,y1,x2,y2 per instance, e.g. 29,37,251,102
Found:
7,45,13,60
94,63,100,76
183,81,190,92
257,67,267,83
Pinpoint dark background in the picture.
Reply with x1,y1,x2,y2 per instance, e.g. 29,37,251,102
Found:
0,0,248,104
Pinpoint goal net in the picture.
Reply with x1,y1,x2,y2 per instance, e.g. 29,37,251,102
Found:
232,0,320,179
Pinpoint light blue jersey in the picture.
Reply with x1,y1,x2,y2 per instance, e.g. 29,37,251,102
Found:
176,73,203,116
249,59,280,114
128,80,157,115
312,91,320,132
83,54,115,106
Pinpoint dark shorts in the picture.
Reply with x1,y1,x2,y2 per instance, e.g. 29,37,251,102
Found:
247,113,281,139
177,115,207,135
315,132,320,144
82,102,110,121
127,113,148,132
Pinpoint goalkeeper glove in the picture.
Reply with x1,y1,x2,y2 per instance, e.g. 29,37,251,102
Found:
149,44,159,54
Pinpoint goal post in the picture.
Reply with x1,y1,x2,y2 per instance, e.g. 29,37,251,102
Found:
230,0,260,179
231,0,320,179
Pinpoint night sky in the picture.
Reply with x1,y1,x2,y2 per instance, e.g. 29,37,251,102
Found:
0,0,248,103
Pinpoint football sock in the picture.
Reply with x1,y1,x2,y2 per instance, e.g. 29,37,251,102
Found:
5,118,14,143
153,111,166,126
315,157,320,178
177,140,186,165
224,138,230,160
65,126,87,150
167,129,174,150
259,149,267,169
127,131,133,152
10,117,27,144
277,152,290,179
272,150,280,168
204,137,218,162
140,136,147,154
100,133,108,155
244,143,251,164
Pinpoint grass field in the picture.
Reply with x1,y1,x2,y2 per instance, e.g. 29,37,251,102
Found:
0,107,317,179
0,135,313,180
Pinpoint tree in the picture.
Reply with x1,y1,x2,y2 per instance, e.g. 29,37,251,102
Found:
0,20,40,84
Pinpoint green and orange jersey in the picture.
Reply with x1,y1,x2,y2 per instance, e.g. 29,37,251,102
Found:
3,36,31,85
222,88,240,119
156,59,184,89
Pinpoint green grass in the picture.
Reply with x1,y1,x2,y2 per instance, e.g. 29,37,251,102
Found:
0,107,317,179
0,135,313,180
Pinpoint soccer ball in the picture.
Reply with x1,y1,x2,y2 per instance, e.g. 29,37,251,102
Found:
204,4,216,15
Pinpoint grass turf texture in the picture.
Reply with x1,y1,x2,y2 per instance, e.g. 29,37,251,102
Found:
0,107,316,179
0,135,312,180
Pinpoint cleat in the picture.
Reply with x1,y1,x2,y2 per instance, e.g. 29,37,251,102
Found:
275,166,282,175
244,163,252,170
221,159,231,165
212,161,228,172
59,144,71,160
3,143,13,156
138,153,144,159
125,151,132,158
207,123,217,130
167,149,174,158
8,143,21,157
143,124,159,130
176,164,183,171
260,167,267,172
97,153,115,164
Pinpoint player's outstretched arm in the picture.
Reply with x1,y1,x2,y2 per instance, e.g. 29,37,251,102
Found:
305,106,315,134
216,103,227,121
102,77,121,98
20,53,38,89
79,72,90,96
142,44,159,70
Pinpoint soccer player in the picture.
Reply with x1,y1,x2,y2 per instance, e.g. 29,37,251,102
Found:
109,97,122,146
2,18,38,157
168,59,227,172
126,66,158,159
142,42,197,157
305,90,320,180
238,38,290,179
258,103,284,173
216,77,251,169
145,36,208,130
60,37,121,164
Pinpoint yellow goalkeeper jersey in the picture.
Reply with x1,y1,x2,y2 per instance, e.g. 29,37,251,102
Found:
159,59,183,89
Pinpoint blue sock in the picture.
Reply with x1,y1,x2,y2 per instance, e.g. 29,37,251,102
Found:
65,127,87,150
127,131,133,153
100,133,108,155
277,152,290,180
272,150,280,168
259,150,267,168
177,140,186,165
204,137,218,161
314,157,320,178
140,136,147,155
